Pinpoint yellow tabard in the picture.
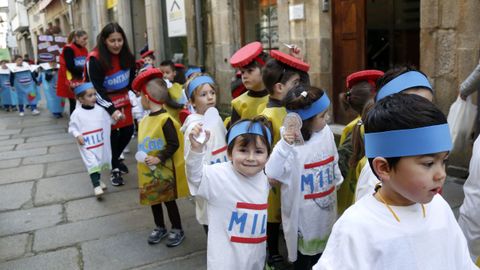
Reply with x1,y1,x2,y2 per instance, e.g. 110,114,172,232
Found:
261,106,287,223
137,113,189,205
166,82,184,123
231,91,268,120
337,117,365,215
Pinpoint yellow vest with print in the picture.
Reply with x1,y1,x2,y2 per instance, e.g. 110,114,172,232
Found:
166,82,184,123
261,106,287,223
337,117,364,214
231,91,268,120
137,112,189,205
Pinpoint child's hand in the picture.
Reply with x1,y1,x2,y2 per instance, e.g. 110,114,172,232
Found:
283,128,296,145
189,123,210,153
268,178,281,186
290,45,304,61
76,136,85,145
145,156,160,166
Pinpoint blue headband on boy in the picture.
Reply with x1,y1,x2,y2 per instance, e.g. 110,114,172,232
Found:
185,67,201,78
288,93,330,120
187,75,214,97
376,71,433,102
227,121,272,146
364,124,452,158
74,82,94,95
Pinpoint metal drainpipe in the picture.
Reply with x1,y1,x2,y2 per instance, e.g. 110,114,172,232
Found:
195,0,204,67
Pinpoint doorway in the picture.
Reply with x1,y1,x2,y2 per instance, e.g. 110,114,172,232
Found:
332,0,420,124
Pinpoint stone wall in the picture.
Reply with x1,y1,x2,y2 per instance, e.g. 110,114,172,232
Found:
421,0,480,170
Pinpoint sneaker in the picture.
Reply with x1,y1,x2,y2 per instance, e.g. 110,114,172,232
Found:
119,153,125,160
31,109,40,115
147,227,168,244
118,161,129,174
166,229,185,247
19,112,24,117
267,254,286,270
110,169,124,186
99,181,107,190
94,186,104,197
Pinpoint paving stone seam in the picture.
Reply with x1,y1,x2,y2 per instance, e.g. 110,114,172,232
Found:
128,250,207,270
0,244,79,264
75,244,84,270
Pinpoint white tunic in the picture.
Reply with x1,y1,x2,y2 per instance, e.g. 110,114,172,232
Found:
181,113,228,225
68,105,112,174
459,136,480,263
265,125,343,262
355,162,380,202
186,150,268,270
313,194,478,270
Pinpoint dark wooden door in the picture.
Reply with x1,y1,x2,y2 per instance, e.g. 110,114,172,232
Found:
332,0,366,124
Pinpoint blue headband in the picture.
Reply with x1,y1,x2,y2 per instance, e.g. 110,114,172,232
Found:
376,71,432,101
185,67,201,78
227,121,272,146
364,124,452,158
288,93,330,120
187,75,214,97
74,82,94,95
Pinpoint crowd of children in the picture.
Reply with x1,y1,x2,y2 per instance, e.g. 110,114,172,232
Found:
6,25,476,269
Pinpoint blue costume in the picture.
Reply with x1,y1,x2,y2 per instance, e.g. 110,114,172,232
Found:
38,67,64,116
0,68,17,109
9,64,39,111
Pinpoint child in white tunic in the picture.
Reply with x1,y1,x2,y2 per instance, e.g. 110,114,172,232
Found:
459,135,480,266
180,74,227,233
266,86,343,269
314,93,478,270
186,118,272,270
68,83,112,197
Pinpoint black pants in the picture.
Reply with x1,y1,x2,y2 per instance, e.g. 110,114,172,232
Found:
267,222,281,256
294,251,321,270
151,201,182,230
68,98,76,115
110,125,134,170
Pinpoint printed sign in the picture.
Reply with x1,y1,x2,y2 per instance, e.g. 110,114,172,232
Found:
166,0,187,37
37,35,67,63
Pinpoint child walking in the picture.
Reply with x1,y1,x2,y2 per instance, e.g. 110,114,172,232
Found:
313,93,477,270
0,60,17,112
68,83,111,197
180,73,228,233
9,55,40,116
132,68,188,247
186,117,272,269
38,62,65,118
266,85,343,270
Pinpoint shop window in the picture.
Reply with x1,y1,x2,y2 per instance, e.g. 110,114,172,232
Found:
241,0,278,50
160,0,188,64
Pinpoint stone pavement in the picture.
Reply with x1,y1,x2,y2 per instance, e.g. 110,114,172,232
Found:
0,104,468,270
0,106,206,270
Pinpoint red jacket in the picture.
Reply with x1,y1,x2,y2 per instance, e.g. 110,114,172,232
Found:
57,43,88,98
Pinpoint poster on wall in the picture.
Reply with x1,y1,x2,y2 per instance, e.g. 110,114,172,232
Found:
37,35,67,63
166,0,187,37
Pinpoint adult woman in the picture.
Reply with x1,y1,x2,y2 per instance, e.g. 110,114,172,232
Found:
86,22,136,186
57,30,89,114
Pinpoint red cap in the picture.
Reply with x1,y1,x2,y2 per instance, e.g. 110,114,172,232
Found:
132,67,164,105
230,41,264,68
135,59,145,68
269,50,310,72
346,70,384,89
174,63,185,69
141,50,154,59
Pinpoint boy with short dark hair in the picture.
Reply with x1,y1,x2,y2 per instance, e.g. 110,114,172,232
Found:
313,93,478,270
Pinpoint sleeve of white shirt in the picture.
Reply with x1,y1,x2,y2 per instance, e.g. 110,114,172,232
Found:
68,112,81,138
185,149,210,200
265,138,295,185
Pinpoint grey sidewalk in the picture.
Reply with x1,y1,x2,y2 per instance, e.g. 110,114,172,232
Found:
0,103,468,269
0,105,206,270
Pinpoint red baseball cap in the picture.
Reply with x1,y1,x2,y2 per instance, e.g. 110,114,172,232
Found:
174,63,185,69
132,67,164,105
346,70,384,89
270,50,310,72
230,41,264,68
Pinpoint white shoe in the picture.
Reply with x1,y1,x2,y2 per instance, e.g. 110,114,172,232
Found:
94,186,104,197
31,109,40,115
19,112,25,117
99,181,107,190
